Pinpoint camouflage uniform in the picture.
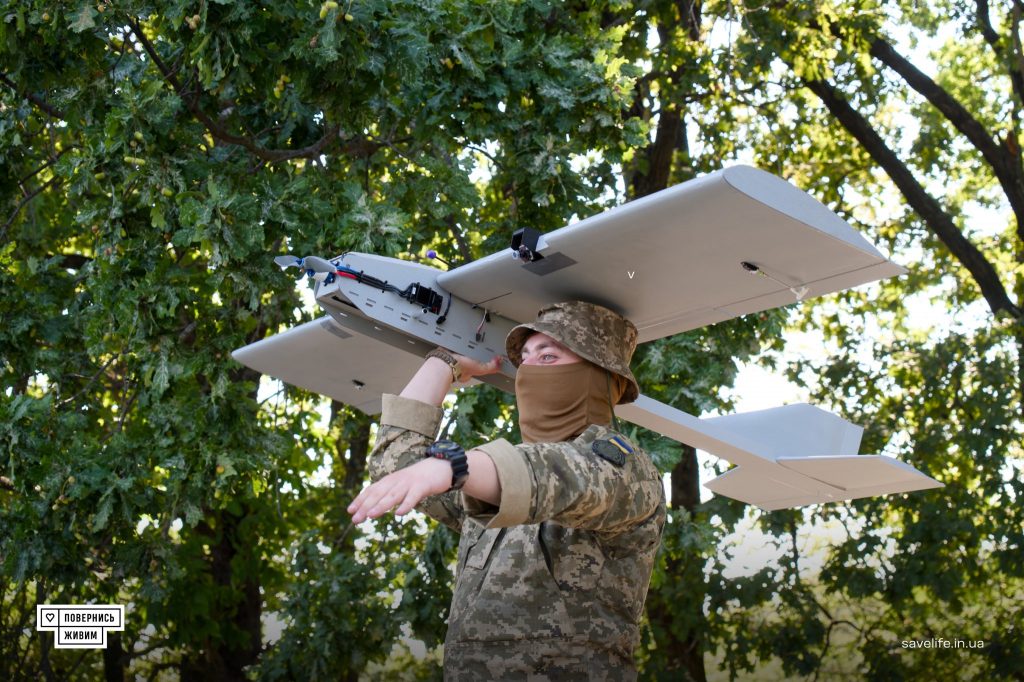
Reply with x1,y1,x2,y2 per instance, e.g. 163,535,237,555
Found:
367,302,666,680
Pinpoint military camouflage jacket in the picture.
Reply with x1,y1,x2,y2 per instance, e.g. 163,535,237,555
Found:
368,394,667,681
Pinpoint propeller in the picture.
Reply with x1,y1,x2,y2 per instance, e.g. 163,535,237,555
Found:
274,254,337,275
302,256,336,274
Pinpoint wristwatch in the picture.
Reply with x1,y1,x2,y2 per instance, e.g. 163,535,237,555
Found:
425,440,469,491
426,348,463,383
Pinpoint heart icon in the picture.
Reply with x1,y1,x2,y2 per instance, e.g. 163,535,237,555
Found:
45,613,54,623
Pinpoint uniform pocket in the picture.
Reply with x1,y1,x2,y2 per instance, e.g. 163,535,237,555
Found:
452,525,577,643
465,527,504,571
456,520,485,575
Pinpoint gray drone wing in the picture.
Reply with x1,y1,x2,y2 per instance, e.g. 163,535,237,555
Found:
436,165,903,343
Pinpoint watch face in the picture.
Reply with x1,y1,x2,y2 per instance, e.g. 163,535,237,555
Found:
426,440,468,491
431,440,461,455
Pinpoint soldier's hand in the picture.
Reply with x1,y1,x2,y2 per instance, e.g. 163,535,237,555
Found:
347,457,452,524
455,354,502,381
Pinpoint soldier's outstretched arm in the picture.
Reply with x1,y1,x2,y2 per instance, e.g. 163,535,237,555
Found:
354,352,503,531
464,435,664,534
351,442,500,524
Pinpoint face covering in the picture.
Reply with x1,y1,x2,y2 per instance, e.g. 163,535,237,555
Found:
515,362,626,443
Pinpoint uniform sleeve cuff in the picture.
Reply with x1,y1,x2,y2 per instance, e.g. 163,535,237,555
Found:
461,493,498,519
474,438,532,527
379,394,443,439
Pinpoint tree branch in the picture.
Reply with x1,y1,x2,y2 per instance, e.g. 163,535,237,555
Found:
126,19,367,163
976,0,1024,114
977,0,1002,46
148,661,181,682
443,212,473,266
2,175,62,241
58,354,118,408
0,74,65,119
37,583,56,682
680,0,703,42
805,77,1022,319
1012,0,1024,112
57,253,92,270
125,636,172,661
11,582,35,674
868,35,1024,224
628,0,699,198
18,149,71,186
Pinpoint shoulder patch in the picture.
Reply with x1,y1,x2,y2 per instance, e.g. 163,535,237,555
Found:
609,435,635,454
592,439,629,467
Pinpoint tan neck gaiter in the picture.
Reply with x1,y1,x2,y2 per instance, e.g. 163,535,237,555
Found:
515,362,622,443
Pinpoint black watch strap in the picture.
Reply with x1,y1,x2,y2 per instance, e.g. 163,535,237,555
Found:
425,440,469,491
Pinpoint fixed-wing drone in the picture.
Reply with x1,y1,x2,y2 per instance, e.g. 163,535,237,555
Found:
232,165,943,510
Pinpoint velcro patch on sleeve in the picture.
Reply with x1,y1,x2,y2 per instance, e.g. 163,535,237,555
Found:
592,439,628,467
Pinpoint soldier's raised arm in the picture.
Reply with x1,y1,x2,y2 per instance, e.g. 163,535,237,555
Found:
355,353,502,533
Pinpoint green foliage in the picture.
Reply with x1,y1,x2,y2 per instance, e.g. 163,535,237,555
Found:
1,0,640,678
690,1,1024,679
3,0,1022,679
257,522,411,679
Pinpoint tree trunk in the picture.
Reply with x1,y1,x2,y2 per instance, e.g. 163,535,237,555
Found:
672,445,708,682
102,631,125,682
629,3,709,677
332,401,371,497
1017,244,1024,421
180,507,262,682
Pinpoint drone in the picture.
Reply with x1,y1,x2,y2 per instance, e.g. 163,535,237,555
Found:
233,165,942,510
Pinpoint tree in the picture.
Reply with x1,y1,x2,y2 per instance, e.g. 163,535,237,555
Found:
607,2,790,679
667,0,1024,678
0,1,646,679
7,0,1019,680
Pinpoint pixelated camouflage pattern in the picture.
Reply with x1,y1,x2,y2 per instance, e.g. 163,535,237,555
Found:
505,301,640,403
369,401,666,680
443,640,635,681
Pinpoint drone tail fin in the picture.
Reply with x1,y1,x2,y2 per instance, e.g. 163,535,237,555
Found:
705,455,943,511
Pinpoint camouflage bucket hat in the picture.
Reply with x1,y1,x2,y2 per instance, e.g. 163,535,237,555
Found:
505,301,640,404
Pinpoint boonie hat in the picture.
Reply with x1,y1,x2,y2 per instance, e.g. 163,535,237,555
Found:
505,301,639,404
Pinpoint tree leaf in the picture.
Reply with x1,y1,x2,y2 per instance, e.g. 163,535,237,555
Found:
70,5,96,33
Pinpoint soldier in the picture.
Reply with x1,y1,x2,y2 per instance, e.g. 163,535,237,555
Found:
348,301,667,680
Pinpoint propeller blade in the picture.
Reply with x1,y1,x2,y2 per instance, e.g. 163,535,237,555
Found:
274,255,302,269
303,256,336,273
